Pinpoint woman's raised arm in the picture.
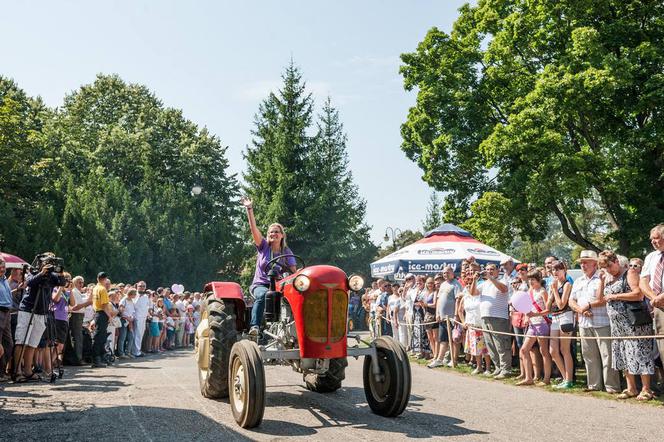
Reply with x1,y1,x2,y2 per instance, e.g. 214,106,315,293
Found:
241,197,263,247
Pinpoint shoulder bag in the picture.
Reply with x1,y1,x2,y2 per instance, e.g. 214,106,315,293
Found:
618,273,651,327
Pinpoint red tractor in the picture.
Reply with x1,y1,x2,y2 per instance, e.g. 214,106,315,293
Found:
195,255,411,428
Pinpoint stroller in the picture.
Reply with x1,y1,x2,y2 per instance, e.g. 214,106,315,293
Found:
104,330,116,364
104,313,122,364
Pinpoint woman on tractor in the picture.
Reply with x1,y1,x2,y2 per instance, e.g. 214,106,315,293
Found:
241,197,297,336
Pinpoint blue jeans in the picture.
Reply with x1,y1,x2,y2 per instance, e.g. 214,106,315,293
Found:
250,285,269,328
118,321,134,356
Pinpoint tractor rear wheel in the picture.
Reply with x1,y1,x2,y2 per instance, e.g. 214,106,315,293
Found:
303,357,348,393
363,336,411,417
196,296,237,398
228,340,266,428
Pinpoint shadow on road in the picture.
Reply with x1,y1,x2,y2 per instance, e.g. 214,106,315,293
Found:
249,386,488,438
50,378,129,393
0,400,252,442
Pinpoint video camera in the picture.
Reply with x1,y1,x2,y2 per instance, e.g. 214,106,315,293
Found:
29,252,67,286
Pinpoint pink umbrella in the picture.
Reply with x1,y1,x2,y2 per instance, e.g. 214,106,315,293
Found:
1,252,29,269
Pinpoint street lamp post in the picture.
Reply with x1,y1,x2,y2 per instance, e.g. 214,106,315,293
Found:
383,227,402,249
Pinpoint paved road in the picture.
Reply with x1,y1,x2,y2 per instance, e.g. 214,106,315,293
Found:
1,349,661,441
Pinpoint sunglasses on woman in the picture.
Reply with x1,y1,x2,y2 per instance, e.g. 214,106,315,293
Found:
629,264,641,268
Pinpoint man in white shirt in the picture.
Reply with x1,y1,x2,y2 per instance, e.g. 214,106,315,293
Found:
640,224,664,364
132,281,150,357
569,250,620,393
471,263,511,378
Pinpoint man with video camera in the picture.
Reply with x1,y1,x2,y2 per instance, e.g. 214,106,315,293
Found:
13,253,66,382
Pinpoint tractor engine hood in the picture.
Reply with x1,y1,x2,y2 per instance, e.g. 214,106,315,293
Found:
279,265,350,359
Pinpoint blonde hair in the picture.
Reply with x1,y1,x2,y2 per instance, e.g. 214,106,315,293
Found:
267,223,288,250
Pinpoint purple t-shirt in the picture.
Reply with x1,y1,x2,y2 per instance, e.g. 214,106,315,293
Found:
52,289,69,321
251,238,296,290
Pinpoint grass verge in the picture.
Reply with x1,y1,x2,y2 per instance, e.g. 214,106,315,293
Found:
409,355,664,407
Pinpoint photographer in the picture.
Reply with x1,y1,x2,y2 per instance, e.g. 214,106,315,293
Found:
13,258,64,382
91,272,116,368
470,263,512,379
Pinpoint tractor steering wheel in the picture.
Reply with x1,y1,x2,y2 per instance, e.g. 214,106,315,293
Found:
264,253,306,277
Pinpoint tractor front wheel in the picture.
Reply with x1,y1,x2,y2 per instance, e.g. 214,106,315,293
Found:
228,340,266,428
362,336,411,417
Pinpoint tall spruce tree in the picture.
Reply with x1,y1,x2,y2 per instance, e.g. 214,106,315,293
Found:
243,64,376,277
306,97,376,274
243,62,313,248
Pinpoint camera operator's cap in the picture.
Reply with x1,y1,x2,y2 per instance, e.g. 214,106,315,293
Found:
576,250,599,262
97,271,108,280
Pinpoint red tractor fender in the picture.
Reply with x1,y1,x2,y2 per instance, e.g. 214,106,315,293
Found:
203,281,247,331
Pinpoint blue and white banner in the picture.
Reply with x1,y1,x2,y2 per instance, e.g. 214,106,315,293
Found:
370,227,516,280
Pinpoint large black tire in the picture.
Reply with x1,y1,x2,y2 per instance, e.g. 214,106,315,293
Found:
197,296,237,398
303,357,348,393
363,336,411,417
228,340,266,428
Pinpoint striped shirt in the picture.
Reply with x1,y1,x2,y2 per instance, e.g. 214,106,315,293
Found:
641,250,664,293
570,271,609,328
480,279,509,319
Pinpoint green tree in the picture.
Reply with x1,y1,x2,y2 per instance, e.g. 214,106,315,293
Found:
0,74,244,288
400,0,664,256
51,74,244,288
422,192,443,232
0,76,56,259
461,192,514,251
243,62,313,245
243,65,376,278
304,97,377,273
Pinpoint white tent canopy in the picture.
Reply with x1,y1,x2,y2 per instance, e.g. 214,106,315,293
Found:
371,224,517,280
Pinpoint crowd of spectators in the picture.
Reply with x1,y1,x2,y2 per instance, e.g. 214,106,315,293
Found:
0,265,201,383
354,223,664,401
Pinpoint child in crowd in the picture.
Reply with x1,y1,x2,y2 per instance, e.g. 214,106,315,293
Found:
166,308,176,349
193,304,201,330
184,305,194,347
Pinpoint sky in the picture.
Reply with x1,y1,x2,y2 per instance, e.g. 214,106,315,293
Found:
3,0,468,245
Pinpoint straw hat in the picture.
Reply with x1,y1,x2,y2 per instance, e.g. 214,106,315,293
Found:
576,250,598,262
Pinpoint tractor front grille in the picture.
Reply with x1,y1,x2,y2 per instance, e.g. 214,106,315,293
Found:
304,289,327,343
330,289,348,343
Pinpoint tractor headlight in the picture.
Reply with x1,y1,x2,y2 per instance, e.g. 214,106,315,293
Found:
293,275,311,292
348,275,364,291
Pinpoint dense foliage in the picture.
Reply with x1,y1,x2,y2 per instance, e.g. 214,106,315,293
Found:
243,63,377,281
1,74,243,288
400,0,664,255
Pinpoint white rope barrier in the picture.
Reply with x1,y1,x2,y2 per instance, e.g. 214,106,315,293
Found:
368,311,664,341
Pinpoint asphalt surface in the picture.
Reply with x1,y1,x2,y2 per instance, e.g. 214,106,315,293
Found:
1,347,662,441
